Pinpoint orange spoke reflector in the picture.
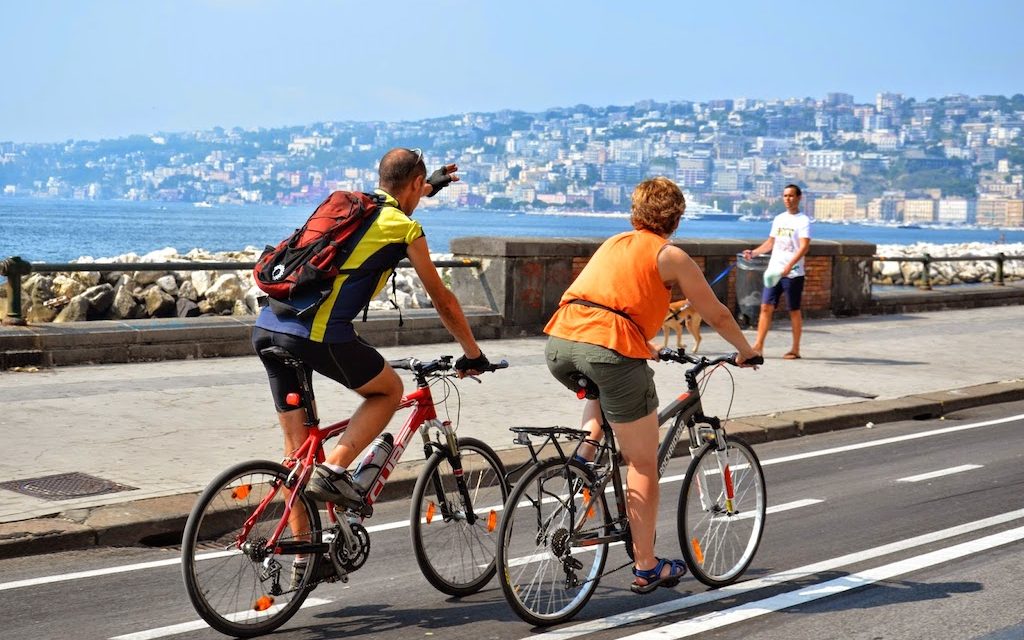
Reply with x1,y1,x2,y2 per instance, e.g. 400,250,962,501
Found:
232,484,252,501
691,537,705,565
487,510,498,532
425,501,437,524
724,465,735,500
583,489,595,519
254,595,274,611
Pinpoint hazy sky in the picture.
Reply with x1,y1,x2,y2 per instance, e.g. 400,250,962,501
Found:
2,0,1022,143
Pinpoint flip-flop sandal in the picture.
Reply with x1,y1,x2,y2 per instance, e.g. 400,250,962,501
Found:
631,557,687,594
783,352,801,360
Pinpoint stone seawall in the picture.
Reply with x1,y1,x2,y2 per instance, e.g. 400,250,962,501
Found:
1,247,442,325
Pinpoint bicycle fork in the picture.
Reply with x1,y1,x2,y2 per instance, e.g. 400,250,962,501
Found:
419,419,483,527
690,419,738,515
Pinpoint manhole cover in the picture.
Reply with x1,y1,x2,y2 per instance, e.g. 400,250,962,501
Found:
799,386,878,399
0,472,137,501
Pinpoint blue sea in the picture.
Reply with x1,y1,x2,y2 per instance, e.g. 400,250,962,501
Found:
2,198,1024,263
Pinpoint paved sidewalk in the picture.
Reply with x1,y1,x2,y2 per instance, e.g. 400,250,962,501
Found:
1,305,1022,558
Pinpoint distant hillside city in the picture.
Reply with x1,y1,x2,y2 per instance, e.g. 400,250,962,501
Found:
2,92,1023,227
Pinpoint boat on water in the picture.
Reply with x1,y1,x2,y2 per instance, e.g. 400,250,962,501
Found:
685,200,742,221
193,202,214,208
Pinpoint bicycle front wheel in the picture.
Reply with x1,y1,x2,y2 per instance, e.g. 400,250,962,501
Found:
181,460,323,638
497,459,610,626
678,435,766,587
410,436,509,596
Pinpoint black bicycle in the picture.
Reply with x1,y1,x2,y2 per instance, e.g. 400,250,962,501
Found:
496,348,767,626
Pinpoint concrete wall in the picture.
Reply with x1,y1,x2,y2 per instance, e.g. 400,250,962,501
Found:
450,237,877,333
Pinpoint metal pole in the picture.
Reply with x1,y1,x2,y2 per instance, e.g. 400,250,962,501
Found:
995,253,1005,286
920,254,932,290
0,256,32,326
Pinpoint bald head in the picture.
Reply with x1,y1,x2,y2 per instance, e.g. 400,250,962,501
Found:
379,148,427,193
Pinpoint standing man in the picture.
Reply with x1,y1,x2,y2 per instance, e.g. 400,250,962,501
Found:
742,184,811,359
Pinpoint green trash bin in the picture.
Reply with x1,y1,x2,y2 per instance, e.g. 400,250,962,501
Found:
735,253,769,329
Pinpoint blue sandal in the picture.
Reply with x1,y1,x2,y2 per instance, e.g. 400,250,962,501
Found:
631,558,687,594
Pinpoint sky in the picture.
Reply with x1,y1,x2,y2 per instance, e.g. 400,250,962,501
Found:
1,0,1022,143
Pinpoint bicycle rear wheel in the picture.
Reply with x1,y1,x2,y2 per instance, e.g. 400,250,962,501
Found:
678,435,766,587
181,460,323,638
497,459,610,626
410,436,509,596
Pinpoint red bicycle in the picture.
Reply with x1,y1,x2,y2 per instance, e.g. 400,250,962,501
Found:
181,346,509,637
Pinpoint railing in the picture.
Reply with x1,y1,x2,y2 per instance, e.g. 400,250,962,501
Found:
873,253,1024,290
0,256,481,326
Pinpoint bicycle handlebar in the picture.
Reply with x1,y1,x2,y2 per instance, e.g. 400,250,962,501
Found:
657,348,763,371
388,356,510,377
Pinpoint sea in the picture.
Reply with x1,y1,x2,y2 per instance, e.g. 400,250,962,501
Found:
2,198,1024,263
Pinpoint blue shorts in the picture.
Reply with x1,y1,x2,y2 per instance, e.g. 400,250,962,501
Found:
762,275,805,311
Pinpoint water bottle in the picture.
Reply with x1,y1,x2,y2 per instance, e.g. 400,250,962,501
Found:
351,432,394,493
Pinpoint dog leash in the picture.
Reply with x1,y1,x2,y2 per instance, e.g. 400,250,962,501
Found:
707,262,735,286
666,263,736,321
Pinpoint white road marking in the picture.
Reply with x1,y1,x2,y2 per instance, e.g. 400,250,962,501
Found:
758,414,1022,467
3,413,1019,594
109,597,332,640
617,525,1024,640
728,498,822,521
897,464,984,483
519,508,1024,640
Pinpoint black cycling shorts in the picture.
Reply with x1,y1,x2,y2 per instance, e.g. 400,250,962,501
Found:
252,327,386,412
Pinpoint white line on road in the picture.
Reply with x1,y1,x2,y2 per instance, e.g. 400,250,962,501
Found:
519,507,1024,640
759,413,1023,467
616,525,1024,640
109,597,333,640
897,464,984,483
3,413,1019,593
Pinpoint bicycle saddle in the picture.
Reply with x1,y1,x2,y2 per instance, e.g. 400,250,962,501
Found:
568,372,600,400
259,345,304,369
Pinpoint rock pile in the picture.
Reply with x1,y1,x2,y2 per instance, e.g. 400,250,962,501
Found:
872,242,1024,287
2,247,439,324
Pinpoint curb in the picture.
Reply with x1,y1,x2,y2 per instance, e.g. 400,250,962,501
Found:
2,380,1022,560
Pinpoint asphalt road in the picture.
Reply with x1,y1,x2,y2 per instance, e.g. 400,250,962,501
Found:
3,400,1023,640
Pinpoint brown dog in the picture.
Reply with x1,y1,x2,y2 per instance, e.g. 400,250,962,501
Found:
661,299,702,352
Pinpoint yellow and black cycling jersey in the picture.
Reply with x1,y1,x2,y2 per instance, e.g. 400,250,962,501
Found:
255,189,423,343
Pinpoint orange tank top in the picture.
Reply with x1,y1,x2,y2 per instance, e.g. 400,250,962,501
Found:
544,230,671,359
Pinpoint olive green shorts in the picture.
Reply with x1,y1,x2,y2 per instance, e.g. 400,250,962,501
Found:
545,335,658,424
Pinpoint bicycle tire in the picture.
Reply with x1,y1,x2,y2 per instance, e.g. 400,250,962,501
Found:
677,435,766,587
497,459,610,626
410,436,509,596
181,460,323,638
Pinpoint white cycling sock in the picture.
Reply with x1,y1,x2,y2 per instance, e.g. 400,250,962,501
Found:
322,462,346,474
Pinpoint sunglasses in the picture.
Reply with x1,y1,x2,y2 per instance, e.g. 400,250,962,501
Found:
407,147,424,164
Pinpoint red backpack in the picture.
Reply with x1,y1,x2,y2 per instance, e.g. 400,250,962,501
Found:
254,191,384,318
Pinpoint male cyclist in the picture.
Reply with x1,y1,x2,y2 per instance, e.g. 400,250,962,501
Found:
252,148,490,530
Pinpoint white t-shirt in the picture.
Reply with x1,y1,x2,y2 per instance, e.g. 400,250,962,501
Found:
768,211,812,278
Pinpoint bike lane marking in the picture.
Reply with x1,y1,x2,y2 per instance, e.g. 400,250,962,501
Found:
896,464,983,483
518,508,1024,640
109,597,333,640
615,525,1024,640
757,413,1023,467
2,414,1018,593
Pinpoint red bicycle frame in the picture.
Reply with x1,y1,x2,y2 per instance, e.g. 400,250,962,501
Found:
237,382,443,550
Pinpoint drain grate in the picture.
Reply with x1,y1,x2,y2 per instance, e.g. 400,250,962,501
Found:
0,472,137,501
800,386,878,399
